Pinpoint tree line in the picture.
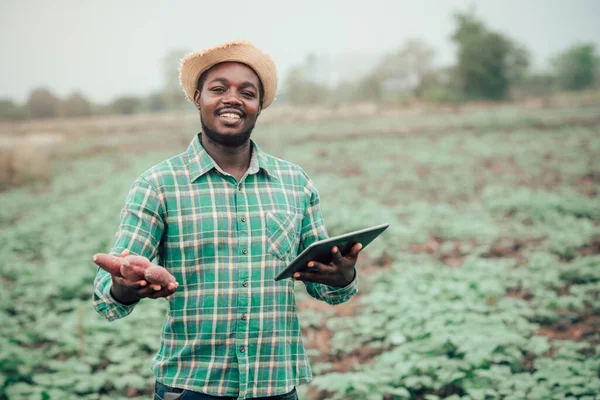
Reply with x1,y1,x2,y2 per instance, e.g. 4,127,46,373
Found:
1,11,599,121
283,12,599,105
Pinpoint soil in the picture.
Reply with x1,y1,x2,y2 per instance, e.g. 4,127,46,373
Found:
296,259,390,397
505,287,534,301
578,235,600,256
294,115,600,146
481,239,537,265
535,313,600,344
410,236,468,267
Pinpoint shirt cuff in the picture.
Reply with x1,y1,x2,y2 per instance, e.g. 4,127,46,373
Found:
322,271,359,300
101,281,138,320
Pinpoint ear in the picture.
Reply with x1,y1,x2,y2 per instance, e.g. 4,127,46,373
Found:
193,90,201,110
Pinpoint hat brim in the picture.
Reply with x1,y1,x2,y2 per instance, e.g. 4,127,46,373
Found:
179,41,278,109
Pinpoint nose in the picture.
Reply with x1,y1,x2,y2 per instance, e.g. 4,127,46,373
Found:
222,91,243,106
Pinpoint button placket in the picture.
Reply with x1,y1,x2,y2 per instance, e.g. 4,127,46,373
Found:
232,180,250,398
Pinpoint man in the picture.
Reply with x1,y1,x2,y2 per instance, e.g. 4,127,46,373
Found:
92,41,362,400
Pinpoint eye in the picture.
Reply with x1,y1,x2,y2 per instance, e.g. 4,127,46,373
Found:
242,91,256,98
211,86,225,93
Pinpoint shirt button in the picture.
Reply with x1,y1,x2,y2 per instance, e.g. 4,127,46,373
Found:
238,186,243,191
242,248,248,254
240,347,245,353
241,314,246,320
242,281,248,287
241,216,246,222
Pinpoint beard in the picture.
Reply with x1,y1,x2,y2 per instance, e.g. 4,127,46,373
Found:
200,116,256,148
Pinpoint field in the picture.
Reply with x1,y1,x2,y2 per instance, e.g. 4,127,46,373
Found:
1,94,599,400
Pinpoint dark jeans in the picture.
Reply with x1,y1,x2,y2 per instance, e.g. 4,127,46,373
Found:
154,380,299,400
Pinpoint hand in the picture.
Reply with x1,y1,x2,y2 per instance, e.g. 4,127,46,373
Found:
292,243,362,287
93,249,178,304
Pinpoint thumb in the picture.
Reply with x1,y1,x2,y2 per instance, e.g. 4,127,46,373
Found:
119,249,130,258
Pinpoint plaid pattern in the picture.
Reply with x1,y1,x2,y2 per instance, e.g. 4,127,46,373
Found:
93,135,358,399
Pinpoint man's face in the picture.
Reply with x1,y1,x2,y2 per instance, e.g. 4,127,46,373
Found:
193,62,262,147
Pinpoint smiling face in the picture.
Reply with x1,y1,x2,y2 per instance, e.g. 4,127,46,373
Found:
193,62,262,147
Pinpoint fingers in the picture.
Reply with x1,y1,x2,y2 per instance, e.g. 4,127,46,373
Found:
346,242,363,259
296,243,363,286
136,284,163,297
293,260,335,283
148,282,179,299
293,271,329,284
119,249,130,257
144,265,176,287
114,276,148,290
135,280,179,299
306,260,336,274
331,246,344,266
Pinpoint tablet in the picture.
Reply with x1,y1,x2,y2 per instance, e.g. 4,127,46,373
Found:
274,223,389,281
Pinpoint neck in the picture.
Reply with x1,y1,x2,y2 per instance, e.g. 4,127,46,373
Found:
199,133,252,178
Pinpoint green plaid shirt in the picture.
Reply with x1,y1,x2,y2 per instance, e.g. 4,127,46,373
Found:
93,135,358,399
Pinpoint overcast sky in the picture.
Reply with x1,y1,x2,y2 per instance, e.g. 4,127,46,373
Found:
1,0,599,103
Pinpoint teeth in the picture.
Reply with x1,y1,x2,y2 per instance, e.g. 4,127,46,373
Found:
220,113,241,119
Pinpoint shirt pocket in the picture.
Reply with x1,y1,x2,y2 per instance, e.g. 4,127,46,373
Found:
266,212,298,261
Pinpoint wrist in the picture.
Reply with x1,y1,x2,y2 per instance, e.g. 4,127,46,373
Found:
334,268,356,288
110,279,140,305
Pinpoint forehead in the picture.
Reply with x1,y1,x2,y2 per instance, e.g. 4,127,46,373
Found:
203,62,261,86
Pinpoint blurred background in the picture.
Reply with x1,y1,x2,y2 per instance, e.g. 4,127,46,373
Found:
1,1,599,399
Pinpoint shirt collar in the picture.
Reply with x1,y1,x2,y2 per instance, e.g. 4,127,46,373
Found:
186,134,278,182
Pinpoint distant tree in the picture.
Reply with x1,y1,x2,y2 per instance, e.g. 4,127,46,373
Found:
374,39,435,99
283,56,330,105
110,96,142,115
451,11,529,101
147,92,168,112
552,43,598,91
421,67,466,103
26,88,60,119
349,73,384,102
505,43,531,86
520,73,558,97
60,92,93,117
0,99,29,120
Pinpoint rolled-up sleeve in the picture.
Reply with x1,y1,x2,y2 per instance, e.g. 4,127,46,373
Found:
93,176,165,321
298,180,358,305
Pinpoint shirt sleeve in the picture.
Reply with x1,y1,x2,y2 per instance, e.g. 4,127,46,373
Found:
298,179,358,305
93,176,166,321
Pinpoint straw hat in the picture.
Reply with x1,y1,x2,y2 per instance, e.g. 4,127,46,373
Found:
179,40,278,109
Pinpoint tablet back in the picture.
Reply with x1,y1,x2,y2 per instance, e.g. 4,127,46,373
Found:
275,223,389,281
